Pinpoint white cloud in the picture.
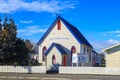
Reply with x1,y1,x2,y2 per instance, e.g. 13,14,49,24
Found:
17,25,47,36
103,30,120,34
0,0,79,13
102,30,120,37
117,35,120,37
20,20,33,24
91,39,120,52
107,39,120,44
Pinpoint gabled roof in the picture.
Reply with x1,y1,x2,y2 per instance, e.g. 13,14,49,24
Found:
92,50,99,55
45,43,67,56
102,44,120,52
37,16,92,48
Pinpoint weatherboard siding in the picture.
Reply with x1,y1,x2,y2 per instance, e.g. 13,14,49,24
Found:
38,17,94,69
80,44,92,66
106,50,120,67
38,20,81,64
46,47,62,70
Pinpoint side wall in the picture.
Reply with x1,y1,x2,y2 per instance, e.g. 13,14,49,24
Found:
38,20,93,66
38,21,81,66
80,44,92,66
106,50,120,67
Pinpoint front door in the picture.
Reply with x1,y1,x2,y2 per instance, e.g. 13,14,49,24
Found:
63,55,67,66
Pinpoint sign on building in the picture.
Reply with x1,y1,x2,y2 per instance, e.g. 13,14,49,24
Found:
78,54,88,63
72,54,78,63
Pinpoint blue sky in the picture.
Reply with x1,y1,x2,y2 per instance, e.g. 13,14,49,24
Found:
0,0,120,52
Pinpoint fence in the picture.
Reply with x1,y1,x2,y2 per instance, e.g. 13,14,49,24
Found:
1,66,120,75
0,66,46,73
59,67,120,75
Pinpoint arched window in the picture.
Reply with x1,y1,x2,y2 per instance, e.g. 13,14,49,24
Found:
57,20,61,30
71,46,76,63
42,46,47,61
71,46,76,53
52,55,56,64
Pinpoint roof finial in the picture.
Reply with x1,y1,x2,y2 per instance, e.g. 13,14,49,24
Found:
56,13,61,17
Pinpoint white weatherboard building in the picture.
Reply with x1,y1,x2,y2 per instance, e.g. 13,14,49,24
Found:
102,44,120,67
37,16,94,71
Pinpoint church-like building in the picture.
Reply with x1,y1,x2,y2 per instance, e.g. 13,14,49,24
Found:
37,16,94,71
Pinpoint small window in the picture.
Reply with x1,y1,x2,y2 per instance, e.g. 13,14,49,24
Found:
84,47,85,53
57,20,61,30
89,51,91,61
71,46,76,53
42,46,47,61
52,55,56,64
87,48,88,52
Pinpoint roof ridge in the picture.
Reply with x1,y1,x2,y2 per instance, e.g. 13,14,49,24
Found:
60,17,93,48
45,43,67,55
102,43,120,52
37,16,92,48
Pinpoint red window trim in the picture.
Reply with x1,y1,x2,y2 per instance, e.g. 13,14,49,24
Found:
63,55,66,66
42,46,47,62
71,46,76,64
57,20,61,30
52,55,56,64
71,46,76,53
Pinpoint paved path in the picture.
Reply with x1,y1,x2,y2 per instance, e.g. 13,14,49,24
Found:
0,73,120,80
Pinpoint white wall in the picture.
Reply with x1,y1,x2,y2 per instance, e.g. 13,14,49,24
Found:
0,66,46,73
38,20,81,65
37,19,95,70
59,67,120,75
46,47,62,70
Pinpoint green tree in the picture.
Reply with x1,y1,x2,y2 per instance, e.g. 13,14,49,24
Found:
15,38,29,65
0,17,3,65
0,16,29,65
